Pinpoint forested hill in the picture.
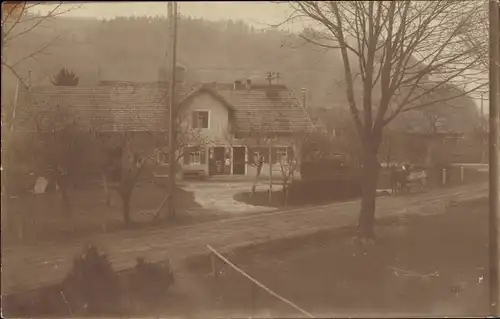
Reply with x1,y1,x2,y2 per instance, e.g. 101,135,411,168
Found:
3,15,349,109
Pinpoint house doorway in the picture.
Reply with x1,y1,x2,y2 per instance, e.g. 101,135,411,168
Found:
209,147,230,176
233,147,246,175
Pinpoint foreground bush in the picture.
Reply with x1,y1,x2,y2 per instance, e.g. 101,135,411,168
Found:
128,257,175,305
61,245,121,315
5,246,176,317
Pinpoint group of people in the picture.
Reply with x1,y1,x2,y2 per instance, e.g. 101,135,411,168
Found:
390,162,428,195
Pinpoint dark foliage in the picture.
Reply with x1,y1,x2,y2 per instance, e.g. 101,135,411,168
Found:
51,67,79,86
235,178,362,208
4,249,178,317
128,257,175,305
61,245,121,315
288,179,362,203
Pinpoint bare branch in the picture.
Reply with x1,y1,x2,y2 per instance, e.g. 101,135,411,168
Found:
289,0,484,142
10,35,60,68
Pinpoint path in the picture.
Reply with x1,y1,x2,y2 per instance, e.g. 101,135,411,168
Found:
2,182,488,296
181,182,276,215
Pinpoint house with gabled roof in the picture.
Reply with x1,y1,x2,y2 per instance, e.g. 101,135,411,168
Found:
15,77,315,179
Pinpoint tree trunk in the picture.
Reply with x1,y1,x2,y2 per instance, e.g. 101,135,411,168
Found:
251,161,263,196
120,191,132,225
167,191,176,221
60,185,72,215
102,172,111,207
283,181,289,208
425,142,432,168
357,146,380,240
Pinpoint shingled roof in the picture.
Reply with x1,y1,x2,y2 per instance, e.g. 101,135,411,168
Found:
216,85,315,134
16,81,314,135
16,83,191,132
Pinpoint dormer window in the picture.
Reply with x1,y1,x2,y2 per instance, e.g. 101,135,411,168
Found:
192,110,209,129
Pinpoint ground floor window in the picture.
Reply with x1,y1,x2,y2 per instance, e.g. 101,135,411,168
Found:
189,150,202,165
183,146,206,165
248,147,269,165
247,146,294,165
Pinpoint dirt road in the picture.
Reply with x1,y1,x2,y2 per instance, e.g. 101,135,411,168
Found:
2,182,488,295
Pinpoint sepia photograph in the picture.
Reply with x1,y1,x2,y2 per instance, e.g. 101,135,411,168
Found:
1,0,499,317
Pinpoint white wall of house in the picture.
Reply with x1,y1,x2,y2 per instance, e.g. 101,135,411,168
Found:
179,91,231,142
176,91,232,176
176,91,304,179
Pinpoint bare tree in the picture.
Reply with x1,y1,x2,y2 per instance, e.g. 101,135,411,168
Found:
94,132,153,226
2,2,79,88
149,114,207,221
2,3,80,199
92,110,206,220
288,1,485,240
461,0,489,70
277,131,310,207
32,104,88,215
117,135,147,225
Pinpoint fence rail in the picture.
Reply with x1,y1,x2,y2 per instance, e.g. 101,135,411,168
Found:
206,244,315,318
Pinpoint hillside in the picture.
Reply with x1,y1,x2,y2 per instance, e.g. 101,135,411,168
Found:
3,14,479,133
3,15,348,109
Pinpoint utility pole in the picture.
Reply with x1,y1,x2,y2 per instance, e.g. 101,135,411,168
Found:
481,93,485,118
488,0,500,315
481,93,486,164
167,1,178,221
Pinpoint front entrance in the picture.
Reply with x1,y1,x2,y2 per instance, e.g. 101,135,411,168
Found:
209,147,231,176
233,147,246,175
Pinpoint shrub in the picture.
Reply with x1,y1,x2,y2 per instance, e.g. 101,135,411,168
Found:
61,245,121,315
128,257,175,304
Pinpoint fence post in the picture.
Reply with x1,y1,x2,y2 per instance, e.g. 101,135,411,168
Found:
442,168,447,186
460,166,464,183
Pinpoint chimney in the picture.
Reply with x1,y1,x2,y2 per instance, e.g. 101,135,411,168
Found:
301,88,307,109
245,78,252,89
234,79,242,90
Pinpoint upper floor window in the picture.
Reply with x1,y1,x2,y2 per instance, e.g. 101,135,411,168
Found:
192,110,209,129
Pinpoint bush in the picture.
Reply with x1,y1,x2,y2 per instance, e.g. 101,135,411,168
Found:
288,179,361,204
61,245,122,315
128,257,175,304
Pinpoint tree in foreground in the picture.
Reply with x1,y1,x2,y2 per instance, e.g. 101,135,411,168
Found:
31,104,90,215
94,114,205,225
288,1,485,240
